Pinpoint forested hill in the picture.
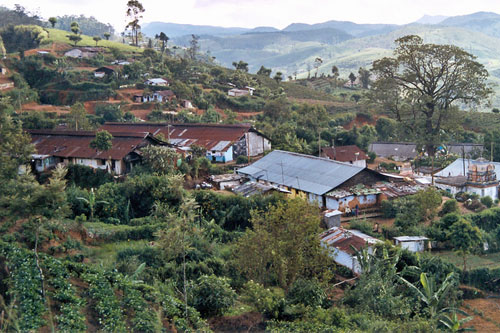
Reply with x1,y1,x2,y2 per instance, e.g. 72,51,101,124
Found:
143,12,500,107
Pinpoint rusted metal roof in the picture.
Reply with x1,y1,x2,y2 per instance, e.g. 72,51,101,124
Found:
320,227,380,255
28,129,159,160
322,145,368,162
100,122,266,152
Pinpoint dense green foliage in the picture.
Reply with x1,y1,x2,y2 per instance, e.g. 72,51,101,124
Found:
54,15,115,37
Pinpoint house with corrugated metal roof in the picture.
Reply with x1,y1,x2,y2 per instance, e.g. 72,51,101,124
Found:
28,129,163,175
320,227,381,274
369,142,484,161
237,150,386,210
321,145,368,167
100,122,271,163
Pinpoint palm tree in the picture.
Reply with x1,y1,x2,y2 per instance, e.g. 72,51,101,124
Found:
77,188,108,221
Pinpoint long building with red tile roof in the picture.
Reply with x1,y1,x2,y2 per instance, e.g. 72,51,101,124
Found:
99,122,271,163
28,129,163,175
321,145,368,168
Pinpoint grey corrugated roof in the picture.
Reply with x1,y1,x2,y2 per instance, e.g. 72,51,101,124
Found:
237,150,364,195
369,142,418,159
435,158,500,179
447,144,484,156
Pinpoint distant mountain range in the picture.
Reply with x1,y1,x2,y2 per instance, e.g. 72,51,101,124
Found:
142,12,500,107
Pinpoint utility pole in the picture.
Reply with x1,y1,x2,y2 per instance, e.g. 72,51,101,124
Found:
318,130,321,157
491,141,494,161
462,146,466,176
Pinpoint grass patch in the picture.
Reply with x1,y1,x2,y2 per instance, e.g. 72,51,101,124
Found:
45,28,142,54
84,240,150,267
434,251,500,270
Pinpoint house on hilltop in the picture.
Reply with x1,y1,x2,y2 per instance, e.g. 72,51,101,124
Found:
64,47,102,59
321,145,368,168
228,87,254,97
134,90,176,103
100,122,271,163
94,66,115,78
27,129,163,175
144,78,170,86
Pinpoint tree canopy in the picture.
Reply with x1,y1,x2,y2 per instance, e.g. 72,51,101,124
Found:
370,35,493,154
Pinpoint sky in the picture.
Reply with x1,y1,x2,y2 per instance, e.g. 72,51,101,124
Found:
1,0,499,31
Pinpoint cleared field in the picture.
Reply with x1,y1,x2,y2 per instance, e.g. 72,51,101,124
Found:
434,251,500,270
44,28,142,54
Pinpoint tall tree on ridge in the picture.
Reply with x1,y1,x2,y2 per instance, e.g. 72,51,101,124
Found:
126,0,145,46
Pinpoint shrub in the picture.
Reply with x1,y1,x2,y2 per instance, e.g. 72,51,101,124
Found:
236,155,248,164
286,278,327,308
464,199,484,212
367,151,376,163
381,200,398,218
439,199,459,217
241,280,285,318
191,275,236,317
481,196,493,208
349,219,377,237
66,164,113,188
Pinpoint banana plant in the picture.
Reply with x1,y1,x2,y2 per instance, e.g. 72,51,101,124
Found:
438,308,474,332
77,188,108,221
399,272,456,319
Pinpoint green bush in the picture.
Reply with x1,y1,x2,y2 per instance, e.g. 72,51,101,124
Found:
461,267,500,292
481,196,493,208
349,219,377,237
191,275,236,317
66,164,113,188
241,280,285,318
367,151,376,163
286,278,327,308
236,155,248,164
381,200,398,218
439,199,459,217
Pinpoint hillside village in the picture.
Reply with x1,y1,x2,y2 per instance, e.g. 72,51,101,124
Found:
2,3,500,332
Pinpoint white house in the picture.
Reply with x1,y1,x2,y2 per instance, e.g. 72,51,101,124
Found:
320,227,381,274
435,158,499,199
181,100,194,109
64,47,101,59
144,78,170,86
394,236,429,252
228,88,250,97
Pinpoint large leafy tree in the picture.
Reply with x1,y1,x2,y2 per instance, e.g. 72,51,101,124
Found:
126,0,145,46
68,102,90,130
90,130,113,152
0,25,48,52
370,35,492,155
235,198,331,289
448,218,482,271
0,97,33,187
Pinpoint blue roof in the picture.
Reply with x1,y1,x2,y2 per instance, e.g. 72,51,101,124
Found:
237,150,365,195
